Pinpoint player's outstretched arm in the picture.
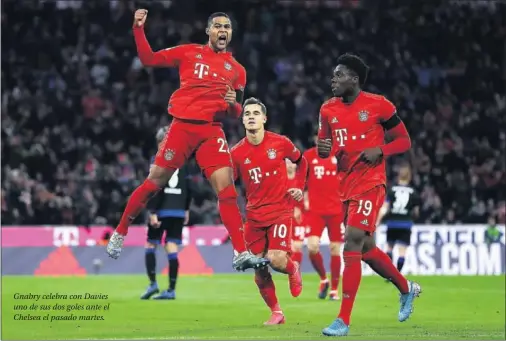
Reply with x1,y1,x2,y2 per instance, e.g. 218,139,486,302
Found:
226,67,246,118
132,9,184,67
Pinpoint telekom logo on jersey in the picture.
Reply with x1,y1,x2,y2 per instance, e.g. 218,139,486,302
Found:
248,167,262,184
333,128,366,147
194,63,210,79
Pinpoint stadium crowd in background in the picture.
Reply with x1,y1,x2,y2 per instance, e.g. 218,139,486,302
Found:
2,0,505,226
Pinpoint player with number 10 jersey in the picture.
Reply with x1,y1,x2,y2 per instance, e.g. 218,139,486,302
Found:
231,98,308,325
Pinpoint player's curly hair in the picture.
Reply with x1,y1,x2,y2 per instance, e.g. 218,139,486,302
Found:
243,97,267,115
207,12,231,27
336,53,369,87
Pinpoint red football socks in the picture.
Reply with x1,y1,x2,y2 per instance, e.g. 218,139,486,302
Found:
284,257,297,275
217,185,247,253
116,179,161,235
330,255,342,291
255,271,281,312
362,247,409,293
309,252,327,280
291,251,303,265
338,251,362,325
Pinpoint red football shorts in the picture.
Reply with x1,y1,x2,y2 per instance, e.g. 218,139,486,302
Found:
154,118,232,179
244,215,293,255
306,211,344,242
344,185,386,233
292,213,307,242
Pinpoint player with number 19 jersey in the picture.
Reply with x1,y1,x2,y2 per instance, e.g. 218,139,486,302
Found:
318,92,400,232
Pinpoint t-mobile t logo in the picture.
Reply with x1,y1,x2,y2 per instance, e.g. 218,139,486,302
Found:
314,166,325,179
248,167,262,184
194,63,210,79
334,128,348,147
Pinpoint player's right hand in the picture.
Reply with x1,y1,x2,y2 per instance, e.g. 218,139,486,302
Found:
317,138,332,158
149,214,161,228
288,188,303,202
133,9,148,27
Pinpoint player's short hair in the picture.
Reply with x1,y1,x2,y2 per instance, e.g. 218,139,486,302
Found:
243,97,267,115
207,12,231,27
336,53,369,87
156,126,168,143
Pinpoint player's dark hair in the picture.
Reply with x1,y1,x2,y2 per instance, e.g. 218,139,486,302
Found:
243,97,267,115
336,53,369,87
207,12,231,27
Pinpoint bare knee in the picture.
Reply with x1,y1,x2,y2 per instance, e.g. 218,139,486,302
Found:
266,250,288,270
397,245,407,257
209,167,234,193
329,242,341,256
292,241,303,253
165,242,178,254
147,165,174,187
307,237,320,255
344,226,367,252
145,242,157,249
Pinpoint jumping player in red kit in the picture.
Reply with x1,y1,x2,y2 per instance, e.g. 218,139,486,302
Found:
304,133,344,301
318,54,421,336
231,98,308,325
106,9,269,272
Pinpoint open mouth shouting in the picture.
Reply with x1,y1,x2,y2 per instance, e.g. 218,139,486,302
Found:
217,33,228,47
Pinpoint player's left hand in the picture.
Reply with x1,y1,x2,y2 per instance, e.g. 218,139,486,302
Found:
360,147,383,165
184,210,190,225
288,188,303,202
224,85,236,105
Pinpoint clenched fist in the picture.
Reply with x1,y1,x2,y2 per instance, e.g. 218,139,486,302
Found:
133,9,148,27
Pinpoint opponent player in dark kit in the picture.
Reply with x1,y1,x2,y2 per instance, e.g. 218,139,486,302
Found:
231,98,307,325
107,10,269,271
317,54,422,336
141,126,192,300
376,163,420,274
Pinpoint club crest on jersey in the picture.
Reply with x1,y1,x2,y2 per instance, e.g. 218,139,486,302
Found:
224,62,232,71
267,149,277,159
358,110,369,122
164,149,175,161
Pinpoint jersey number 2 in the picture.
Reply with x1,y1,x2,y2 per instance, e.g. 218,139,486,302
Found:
217,138,229,153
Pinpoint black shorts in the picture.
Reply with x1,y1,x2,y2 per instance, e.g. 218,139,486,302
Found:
147,217,185,245
386,227,412,246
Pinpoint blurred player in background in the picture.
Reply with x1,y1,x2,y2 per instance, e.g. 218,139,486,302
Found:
318,54,421,336
231,98,308,325
286,160,306,267
141,126,192,300
107,9,269,272
303,132,344,301
376,163,420,274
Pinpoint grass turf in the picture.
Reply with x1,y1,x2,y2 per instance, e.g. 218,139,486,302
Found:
1,274,505,340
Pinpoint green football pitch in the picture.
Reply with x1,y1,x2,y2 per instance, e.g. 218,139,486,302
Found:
2,274,505,340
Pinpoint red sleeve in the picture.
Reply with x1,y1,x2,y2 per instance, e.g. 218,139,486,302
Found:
133,26,188,67
318,105,331,140
283,137,302,163
378,97,411,157
228,65,247,118
294,155,308,190
378,97,397,122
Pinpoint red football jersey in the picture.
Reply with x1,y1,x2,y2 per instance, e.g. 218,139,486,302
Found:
231,132,302,227
318,91,397,201
303,147,342,215
134,27,246,122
